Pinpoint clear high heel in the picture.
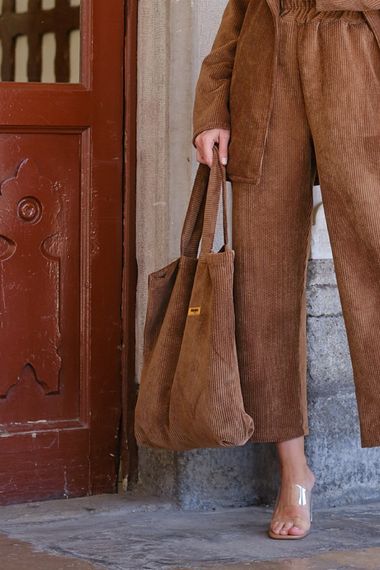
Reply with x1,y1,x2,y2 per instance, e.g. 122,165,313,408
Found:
268,482,314,540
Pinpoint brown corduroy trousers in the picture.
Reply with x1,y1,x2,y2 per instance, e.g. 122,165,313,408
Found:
232,0,380,448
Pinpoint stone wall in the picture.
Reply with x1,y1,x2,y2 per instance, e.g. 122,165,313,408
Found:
132,0,380,509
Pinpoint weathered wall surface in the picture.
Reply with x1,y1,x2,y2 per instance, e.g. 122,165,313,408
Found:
133,0,380,509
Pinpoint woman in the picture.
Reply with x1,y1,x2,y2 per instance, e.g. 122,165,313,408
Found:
192,0,380,540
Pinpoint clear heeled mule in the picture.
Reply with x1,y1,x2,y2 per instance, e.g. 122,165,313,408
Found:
268,482,314,540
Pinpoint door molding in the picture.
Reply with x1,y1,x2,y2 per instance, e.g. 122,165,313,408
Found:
120,0,138,490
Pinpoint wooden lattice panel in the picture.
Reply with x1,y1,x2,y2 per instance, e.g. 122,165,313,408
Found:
0,0,80,82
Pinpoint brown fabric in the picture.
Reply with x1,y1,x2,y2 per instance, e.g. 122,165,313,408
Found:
230,0,380,447
134,146,254,450
316,0,380,9
192,0,380,187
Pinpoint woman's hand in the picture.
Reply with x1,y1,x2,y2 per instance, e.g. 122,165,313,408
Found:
194,128,230,168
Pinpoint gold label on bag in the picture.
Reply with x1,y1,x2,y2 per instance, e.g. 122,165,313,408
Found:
188,306,201,316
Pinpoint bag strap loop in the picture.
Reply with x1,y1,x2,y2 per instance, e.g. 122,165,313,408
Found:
199,145,228,255
180,145,229,257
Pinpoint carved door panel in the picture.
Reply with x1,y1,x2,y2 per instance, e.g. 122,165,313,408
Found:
0,1,124,504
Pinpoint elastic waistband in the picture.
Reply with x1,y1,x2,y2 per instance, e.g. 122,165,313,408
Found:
280,0,367,23
281,0,316,6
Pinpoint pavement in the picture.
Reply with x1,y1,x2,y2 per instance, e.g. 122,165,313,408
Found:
0,493,379,569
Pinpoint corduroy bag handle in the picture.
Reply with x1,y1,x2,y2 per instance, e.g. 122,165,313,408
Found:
180,145,228,257
199,145,228,256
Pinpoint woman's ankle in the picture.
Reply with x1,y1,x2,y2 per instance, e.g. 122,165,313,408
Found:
280,461,315,488
276,436,315,483
275,436,315,487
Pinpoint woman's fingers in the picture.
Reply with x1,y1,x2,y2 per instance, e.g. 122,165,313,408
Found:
196,141,214,168
195,133,214,167
195,128,230,167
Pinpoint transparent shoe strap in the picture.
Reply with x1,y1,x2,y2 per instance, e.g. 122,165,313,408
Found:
275,483,313,522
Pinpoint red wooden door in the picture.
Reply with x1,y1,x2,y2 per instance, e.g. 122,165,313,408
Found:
0,1,125,504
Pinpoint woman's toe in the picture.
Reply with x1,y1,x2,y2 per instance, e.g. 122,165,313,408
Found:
271,520,283,534
280,521,294,534
288,524,308,536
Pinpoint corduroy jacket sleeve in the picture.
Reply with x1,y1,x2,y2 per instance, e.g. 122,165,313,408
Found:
192,0,250,148
315,0,380,9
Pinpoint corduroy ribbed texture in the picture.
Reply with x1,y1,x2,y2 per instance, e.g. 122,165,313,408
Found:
134,146,254,450
315,0,380,10
230,0,380,448
192,0,380,188
192,0,250,149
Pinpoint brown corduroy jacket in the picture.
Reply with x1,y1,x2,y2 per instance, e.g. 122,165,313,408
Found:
192,0,380,186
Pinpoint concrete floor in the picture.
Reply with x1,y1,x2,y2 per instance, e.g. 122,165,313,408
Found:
0,494,379,570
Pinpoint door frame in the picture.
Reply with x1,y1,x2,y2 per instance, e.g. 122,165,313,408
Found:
120,0,138,490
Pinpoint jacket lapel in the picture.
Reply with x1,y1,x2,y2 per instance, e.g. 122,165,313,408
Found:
363,10,380,53
265,0,280,18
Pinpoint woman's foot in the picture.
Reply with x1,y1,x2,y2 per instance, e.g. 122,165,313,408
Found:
269,436,315,538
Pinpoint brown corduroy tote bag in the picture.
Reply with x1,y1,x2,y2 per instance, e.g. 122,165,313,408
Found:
134,145,254,450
